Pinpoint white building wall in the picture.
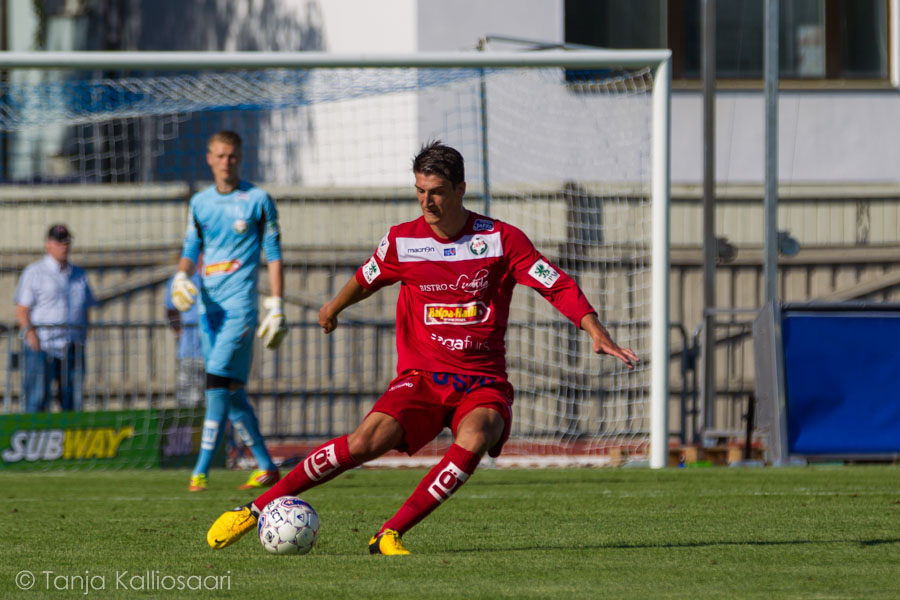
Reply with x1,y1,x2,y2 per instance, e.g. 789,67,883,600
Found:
672,92,900,185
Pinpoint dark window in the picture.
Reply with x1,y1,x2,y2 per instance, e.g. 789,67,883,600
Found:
565,0,888,82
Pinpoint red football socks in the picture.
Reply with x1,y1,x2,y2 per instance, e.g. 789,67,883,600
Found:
253,434,358,512
382,444,481,535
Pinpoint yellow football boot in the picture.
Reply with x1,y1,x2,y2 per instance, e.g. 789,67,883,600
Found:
188,473,208,492
207,505,257,549
238,469,281,490
368,529,411,555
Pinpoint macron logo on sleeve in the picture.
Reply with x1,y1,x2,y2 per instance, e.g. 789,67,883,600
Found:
376,235,390,260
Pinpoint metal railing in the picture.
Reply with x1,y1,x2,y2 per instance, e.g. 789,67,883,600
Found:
3,320,689,445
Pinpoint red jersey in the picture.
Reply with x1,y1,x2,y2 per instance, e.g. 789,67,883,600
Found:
355,211,596,378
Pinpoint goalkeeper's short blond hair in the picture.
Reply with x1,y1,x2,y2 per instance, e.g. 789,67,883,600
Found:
207,130,242,150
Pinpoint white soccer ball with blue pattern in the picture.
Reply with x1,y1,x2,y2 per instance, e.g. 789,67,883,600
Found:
258,496,320,555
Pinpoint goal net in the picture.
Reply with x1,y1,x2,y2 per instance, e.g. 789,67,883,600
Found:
0,52,669,470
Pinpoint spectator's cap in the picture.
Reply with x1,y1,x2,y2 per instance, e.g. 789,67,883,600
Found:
47,224,72,243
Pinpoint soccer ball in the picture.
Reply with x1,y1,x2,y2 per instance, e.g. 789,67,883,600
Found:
257,496,320,555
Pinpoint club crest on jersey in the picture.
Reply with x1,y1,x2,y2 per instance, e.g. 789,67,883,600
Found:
528,259,560,288
424,301,491,325
377,235,390,260
362,257,381,284
473,218,494,232
235,191,250,201
468,235,488,256
233,219,248,234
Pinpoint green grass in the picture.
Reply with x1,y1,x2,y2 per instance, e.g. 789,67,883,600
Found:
1,466,898,599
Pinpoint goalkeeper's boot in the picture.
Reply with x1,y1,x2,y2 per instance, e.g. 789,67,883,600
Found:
188,473,208,492
368,529,410,555
238,469,281,490
207,504,257,549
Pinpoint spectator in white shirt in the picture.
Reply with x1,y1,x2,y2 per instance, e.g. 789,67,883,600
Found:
14,224,96,412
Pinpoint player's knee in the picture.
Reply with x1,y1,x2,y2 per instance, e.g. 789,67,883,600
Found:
456,408,505,455
348,414,403,462
206,373,241,390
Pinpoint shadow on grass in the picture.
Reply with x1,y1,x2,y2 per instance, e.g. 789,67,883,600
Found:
444,537,900,553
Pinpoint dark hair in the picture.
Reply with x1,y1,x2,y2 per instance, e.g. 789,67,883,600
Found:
412,140,464,185
207,130,242,150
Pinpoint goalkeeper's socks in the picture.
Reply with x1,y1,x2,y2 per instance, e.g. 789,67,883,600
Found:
252,434,358,512
228,387,277,471
193,387,229,476
381,444,480,535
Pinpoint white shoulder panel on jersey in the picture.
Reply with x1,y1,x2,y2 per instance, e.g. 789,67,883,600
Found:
396,233,503,262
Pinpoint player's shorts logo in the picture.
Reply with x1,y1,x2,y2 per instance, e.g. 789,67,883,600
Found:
424,302,491,325
468,235,488,256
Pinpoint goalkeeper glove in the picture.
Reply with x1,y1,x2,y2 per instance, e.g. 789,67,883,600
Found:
257,296,287,349
171,272,198,312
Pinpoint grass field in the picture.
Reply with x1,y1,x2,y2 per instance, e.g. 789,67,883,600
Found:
1,466,898,599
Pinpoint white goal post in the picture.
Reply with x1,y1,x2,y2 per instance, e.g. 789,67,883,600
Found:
0,50,671,469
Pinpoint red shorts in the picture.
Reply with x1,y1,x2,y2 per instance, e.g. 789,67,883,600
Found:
369,370,514,458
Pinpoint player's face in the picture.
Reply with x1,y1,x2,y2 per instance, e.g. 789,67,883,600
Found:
415,172,466,230
206,141,241,187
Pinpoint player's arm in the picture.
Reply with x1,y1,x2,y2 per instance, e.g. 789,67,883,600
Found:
504,223,638,368
176,256,196,276
580,312,639,369
256,195,288,349
257,259,288,349
172,204,201,312
320,228,398,334
318,276,375,334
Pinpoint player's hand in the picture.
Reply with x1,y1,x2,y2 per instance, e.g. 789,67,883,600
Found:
318,301,338,334
592,337,639,370
257,296,287,349
581,312,639,369
171,272,198,312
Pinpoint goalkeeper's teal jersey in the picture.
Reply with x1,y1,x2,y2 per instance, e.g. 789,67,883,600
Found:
181,181,282,311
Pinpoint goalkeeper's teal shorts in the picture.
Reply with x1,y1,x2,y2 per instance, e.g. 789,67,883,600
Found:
199,303,256,383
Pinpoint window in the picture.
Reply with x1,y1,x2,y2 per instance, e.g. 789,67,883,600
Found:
564,0,889,82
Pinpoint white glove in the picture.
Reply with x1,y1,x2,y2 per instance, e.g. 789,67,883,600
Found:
257,296,287,349
171,272,198,312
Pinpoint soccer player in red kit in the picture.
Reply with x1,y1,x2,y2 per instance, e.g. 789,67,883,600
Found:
206,141,639,555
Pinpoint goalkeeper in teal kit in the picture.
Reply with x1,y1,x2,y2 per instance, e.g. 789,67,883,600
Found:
171,131,287,492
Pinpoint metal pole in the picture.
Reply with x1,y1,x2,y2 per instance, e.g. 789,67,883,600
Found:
649,57,671,469
476,39,492,217
764,0,779,304
701,0,717,436
0,49,672,70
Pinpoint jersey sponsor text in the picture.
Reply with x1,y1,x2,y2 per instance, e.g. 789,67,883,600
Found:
424,302,491,325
